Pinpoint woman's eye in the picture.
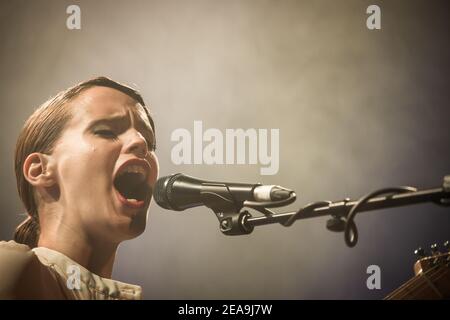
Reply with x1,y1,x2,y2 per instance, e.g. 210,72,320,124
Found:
95,130,117,139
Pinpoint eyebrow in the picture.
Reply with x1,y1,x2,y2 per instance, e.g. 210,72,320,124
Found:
87,114,127,126
86,114,156,146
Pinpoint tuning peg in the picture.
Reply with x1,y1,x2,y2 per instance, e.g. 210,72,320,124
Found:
414,247,425,258
444,240,449,252
430,243,438,254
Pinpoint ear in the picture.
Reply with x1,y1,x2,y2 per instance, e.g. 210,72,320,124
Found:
23,153,57,188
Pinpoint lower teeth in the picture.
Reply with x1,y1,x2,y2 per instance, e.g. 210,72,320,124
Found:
127,198,139,202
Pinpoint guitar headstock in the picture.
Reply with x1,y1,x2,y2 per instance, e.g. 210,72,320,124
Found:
385,240,450,300
413,241,450,276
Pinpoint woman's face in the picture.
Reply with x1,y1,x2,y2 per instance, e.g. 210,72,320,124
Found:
48,86,159,242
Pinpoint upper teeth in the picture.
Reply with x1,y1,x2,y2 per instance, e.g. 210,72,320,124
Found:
121,164,147,178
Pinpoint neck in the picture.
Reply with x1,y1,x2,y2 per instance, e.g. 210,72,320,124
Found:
37,215,118,279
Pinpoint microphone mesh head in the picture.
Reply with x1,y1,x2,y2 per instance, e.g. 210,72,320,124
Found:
153,177,167,208
153,173,183,210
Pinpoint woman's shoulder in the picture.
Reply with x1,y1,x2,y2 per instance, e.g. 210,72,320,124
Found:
0,240,37,299
0,240,34,260
0,240,31,250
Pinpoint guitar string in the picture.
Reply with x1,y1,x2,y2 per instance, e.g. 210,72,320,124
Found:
384,260,441,299
385,262,447,299
384,265,440,299
393,255,450,299
405,268,448,299
388,266,440,299
384,253,449,299
396,269,446,299
385,265,443,299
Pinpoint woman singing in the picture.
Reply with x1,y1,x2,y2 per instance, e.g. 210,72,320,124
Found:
0,77,159,299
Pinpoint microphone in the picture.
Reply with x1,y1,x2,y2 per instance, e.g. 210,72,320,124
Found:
154,173,295,211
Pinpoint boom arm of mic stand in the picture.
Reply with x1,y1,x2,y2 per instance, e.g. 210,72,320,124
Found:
234,175,450,247
245,187,450,228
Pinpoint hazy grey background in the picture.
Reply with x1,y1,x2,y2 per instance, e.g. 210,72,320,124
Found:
1,0,449,299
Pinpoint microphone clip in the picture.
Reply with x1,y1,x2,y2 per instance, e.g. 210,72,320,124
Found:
200,183,296,236
200,185,254,236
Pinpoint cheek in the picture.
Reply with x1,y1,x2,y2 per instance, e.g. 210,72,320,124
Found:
56,139,121,186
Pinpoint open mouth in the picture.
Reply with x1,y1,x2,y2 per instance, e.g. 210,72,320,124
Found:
113,162,151,207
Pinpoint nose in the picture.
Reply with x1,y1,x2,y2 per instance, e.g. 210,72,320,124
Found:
124,129,148,158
